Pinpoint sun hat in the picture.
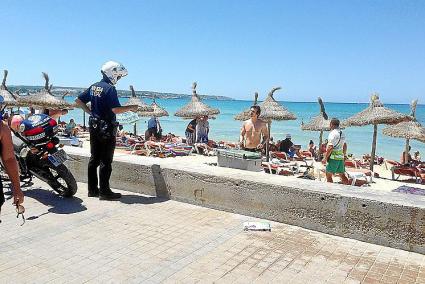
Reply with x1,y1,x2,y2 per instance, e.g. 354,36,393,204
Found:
286,134,291,139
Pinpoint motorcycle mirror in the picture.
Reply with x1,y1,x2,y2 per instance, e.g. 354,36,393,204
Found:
20,147,29,158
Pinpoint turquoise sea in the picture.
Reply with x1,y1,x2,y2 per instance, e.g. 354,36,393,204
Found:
59,97,425,161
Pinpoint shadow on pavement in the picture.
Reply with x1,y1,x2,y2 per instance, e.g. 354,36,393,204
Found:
119,194,168,205
24,187,87,219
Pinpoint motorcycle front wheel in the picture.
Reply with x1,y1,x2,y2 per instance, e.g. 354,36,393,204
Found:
47,164,78,197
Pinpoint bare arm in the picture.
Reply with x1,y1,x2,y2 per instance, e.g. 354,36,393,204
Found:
75,98,92,115
343,142,347,159
324,144,333,162
260,123,269,147
0,123,24,205
187,124,195,132
112,105,139,114
239,123,246,146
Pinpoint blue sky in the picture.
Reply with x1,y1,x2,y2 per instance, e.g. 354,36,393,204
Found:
1,0,424,103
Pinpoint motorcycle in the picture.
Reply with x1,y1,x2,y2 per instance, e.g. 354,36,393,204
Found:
6,113,78,197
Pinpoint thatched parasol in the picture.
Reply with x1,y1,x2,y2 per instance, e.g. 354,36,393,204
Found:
258,87,297,121
125,85,153,112
174,82,220,118
16,72,75,110
342,93,411,170
234,92,259,121
124,85,153,135
258,87,297,161
0,70,20,108
383,100,425,162
138,95,169,118
301,97,330,160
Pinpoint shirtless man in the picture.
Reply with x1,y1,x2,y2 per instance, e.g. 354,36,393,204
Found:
240,105,268,152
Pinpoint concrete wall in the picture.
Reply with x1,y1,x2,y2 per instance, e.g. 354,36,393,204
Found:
65,150,425,254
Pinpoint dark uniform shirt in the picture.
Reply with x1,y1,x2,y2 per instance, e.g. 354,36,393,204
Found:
78,77,121,122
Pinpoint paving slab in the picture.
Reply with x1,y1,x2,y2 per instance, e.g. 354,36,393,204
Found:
0,179,425,283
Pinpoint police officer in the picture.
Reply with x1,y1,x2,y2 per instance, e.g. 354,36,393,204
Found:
75,61,138,200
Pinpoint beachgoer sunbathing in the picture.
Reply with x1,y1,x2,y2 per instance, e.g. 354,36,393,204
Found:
401,146,414,165
65,119,78,137
278,134,305,160
240,105,268,152
308,140,317,158
414,151,421,162
194,140,217,156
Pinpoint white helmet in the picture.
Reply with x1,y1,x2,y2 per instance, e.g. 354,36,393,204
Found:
101,61,128,85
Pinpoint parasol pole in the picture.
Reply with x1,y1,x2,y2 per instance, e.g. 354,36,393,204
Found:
266,121,271,162
404,138,410,164
404,100,417,164
370,124,378,171
318,129,323,161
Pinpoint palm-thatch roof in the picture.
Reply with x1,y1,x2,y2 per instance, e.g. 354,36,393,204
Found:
16,72,75,109
174,82,220,118
258,87,296,121
342,93,409,127
342,93,411,170
383,100,425,143
0,70,20,107
234,92,259,121
301,97,330,131
124,85,153,112
138,96,169,117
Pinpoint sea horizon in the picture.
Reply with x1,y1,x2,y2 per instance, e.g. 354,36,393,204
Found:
8,85,424,106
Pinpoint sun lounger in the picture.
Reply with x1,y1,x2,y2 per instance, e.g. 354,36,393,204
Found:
262,161,297,176
345,171,371,186
385,159,423,183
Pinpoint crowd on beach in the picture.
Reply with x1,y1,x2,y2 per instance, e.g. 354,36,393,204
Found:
6,100,424,187
14,102,420,187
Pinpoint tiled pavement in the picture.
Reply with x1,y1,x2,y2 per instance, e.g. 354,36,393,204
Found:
0,179,424,283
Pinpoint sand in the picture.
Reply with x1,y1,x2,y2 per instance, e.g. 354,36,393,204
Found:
77,136,425,195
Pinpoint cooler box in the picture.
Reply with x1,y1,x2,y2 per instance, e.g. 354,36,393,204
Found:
217,149,262,172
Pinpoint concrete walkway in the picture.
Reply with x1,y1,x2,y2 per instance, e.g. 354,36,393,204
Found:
0,179,424,284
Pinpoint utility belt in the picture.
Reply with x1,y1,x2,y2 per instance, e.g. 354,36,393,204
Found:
89,116,118,140
330,149,344,161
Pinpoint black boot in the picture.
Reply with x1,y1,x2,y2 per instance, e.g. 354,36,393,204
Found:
88,188,99,197
99,190,121,200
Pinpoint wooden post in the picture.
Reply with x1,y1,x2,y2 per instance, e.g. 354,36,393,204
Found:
266,121,271,162
370,124,378,171
318,130,323,161
404,138,410,164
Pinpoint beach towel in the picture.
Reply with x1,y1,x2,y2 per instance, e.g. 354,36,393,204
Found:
393,185,425,196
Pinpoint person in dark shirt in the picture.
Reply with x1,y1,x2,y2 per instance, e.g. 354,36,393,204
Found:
75,61,138,200
278,134,304,160
185,118,197,145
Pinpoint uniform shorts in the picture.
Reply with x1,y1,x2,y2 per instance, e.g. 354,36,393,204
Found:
326,159,345,174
